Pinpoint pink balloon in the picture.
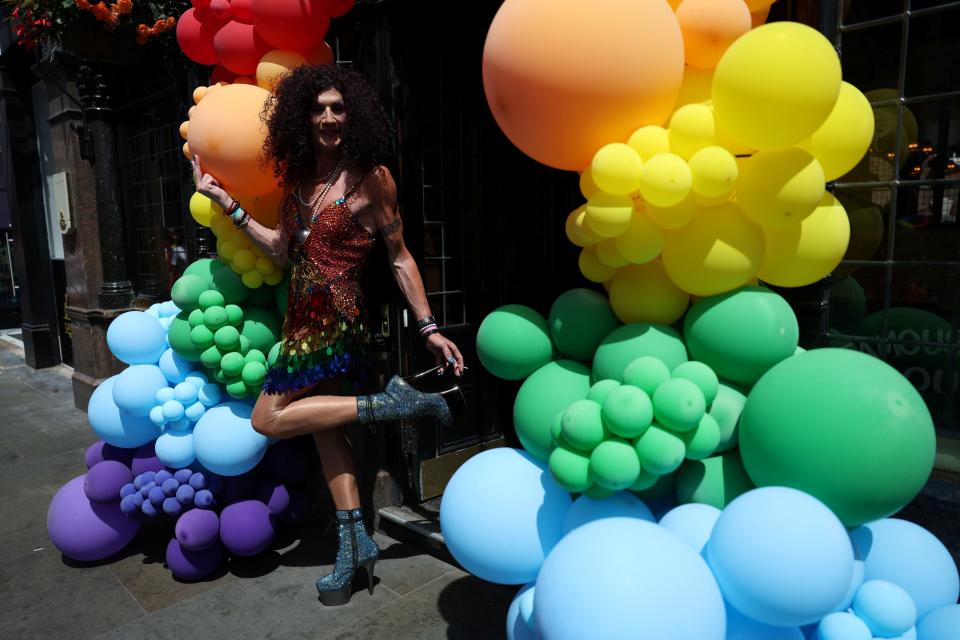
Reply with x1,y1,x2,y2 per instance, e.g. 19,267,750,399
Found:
176,8,219,65
213,20,271,76
250,0,332,52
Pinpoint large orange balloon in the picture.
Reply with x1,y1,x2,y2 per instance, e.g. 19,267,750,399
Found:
187,83,278,197
675,0,751,70
483,0,684,171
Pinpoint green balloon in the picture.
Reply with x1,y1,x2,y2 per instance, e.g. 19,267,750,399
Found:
183,258,217,287
242,308,282,354
633,470,676,500
190,325,215,350
653,378,705,432
245,384,262,397
238,335,251,356
267,341,282,367
548,288,621,362
188,309,205,328
550,411,565,448
513,360,591,461
739,348,936,526
226,377,249,399
171,275,208,313
210,261,249,305
225,304,244,327
212,367,231,384
477,305,555,380
221,352,246,377
829,276,866,333
214,325,241,351
202,306,228,331
275,273,289,314
589,439,641,491
244,283,276,308
633,425,685,475
675,451,754,509
710,381,747,453
168,312,202,362
561,400,607,452
200,345,224,369
548,445,592,492
242,361,267,386
629,469,659,492
244,349,267,366
681,414,721,460
198,290,226,311
622,356,672,395
587,379,621,405
683,286,799,386
601,385,653,439
581,484,614,500
671,361,719,405
593,324,688,383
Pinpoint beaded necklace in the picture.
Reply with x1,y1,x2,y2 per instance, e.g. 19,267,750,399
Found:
293,156,345,247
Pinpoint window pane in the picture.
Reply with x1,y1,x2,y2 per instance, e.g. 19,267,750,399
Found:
842,0,905,25
828,266,889,333
904,5,960,96
840,22,903,93
893,186,960,260
834,187,892,262
897,98,960,182
891,266,958,328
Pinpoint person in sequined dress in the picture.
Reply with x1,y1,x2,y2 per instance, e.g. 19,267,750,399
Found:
191,65,464,605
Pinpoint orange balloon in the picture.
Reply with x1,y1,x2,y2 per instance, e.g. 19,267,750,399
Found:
187,83,278,197
256,50,307,92
237,188,284,229
675,0,751,70
750,5,772,27
305,42,335,66
483,0,684,170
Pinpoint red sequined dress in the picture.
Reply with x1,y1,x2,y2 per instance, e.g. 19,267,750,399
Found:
262,184,376,394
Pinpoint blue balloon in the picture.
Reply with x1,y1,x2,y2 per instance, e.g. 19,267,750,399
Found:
562,492,654,535
185,371,209,389
534,518,725,640
883,626,917,639
155,430,196,469
156,387,175,404
658,503,722,554
817,612,871,640
833,560,865,613
726,604,804,639
852,580,916,637
184,401,206,423
162,400,185,422
706,487,854,627
159,300,180,317
917,604,960,640
167,417,191,432
113,365,169,417
158,348,196,384
174,382,199,405
146,305,161,318
193,403,267,476
88,376,162,448
148,405,166,427
107,311,166,365
849,519,959,618
506,583,537,640
197,383,222,407
440,448,572,585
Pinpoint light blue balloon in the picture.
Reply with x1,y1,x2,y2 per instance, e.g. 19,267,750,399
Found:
156,387,175,404
534,518,725,640
440,448,572,585
833,560,866,612
162,400,185,422
882,626,917,639
197,383,222,407
173,382,199,405
159,300,180,317
113,365,169,417
167,417,191,432
659,503,722,554
149,405,166,427
850,519,959,618
106,311,167,365
562,492,654,536
853,580,917,637
87,376,161,448
193,402,267,476
726,604,804,640
506,583,537,640
917,604,960,640
817,612,871,640
706,487,854,627
185,371,209,389
158,348,196,384
184,401,206,423
145,305,160,318
154,430,196,468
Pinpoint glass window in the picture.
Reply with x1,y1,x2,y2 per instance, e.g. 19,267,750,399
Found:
893,186,960,260
842,0,905,25
834,187,892,262
904,5,960,97
840,22,903,93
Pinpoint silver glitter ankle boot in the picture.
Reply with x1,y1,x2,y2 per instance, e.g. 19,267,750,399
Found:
356,376,456,426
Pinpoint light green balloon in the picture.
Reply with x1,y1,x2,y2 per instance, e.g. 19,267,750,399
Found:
513,360,591,461
587,379,621,405
550,411,565,447
200,345,223,369
244,349,267,366
183,258,217,287
590,439,641,491
633,470,676,500
238,335,251,356
221,352,245,377
226,377,249,398
601,385,653,439
681,414,721,460
242,361,267,386
675,451,754,509
710,381,747,453
202,306,228,331
267,341,282,367
214,325,241,352
198,290,226,311
168,312,202,362
594,324,687,383
683,285,798,386
623,356,672,395
188,309,205,328
190,325,215,350
171,275,208,313
548,288,621,362
211,366,230,384
561,400,607,452
225,304,244,327
242,308,282,354
210,261,249,305
740,348,935,527
629,469,659,492
653,378,705,432
671,361,719,405
549,445,592,492
633,426,685,475
477,305,555,380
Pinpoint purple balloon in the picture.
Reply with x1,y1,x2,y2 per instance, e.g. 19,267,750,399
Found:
47,475,140,561
131,442,165,476
162,497,183,517
277,487,313,524
166,538,224,581
162,478,180,497
188,472,208,491
175,508,220,551
219,500,275,556
84,441,136,469
255,478,291,517
120,493,143,515
84,461,134,503
176,484,196,505
148,487,166,506
194,490,215,509
174,469,193,484
141,500,159,517
219,472,257,503
261,438,310,486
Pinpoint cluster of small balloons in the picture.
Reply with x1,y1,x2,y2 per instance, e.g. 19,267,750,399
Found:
119,469,220,518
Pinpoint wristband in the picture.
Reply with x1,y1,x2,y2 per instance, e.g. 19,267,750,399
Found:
417,315,436,330
225,200,241,217
421,327,439,339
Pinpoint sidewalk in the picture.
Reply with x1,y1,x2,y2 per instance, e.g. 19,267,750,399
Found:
0,341,515,640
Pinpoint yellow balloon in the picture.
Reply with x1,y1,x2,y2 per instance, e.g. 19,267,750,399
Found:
189,192,221,228
646,195,698,230
661,202,765,295
758,192,850,287
585,192,634,237
182,142,192,161
711,103,756,156
689,146,738,198
797,82,875,181
609,261,689,325
639,154,692,208
256,256,276,275
668,103,716,159
591,143,644,195
242,268,265,289
579,168,600,200
566,205,604,247
628,126,671,161
233,249,256,272
736,148,825,228
674,66,714,109
219,239,238,261
264,269,285,286
712,22,842,150
579,246,619,283
597,238,630,268
257,50,308,92
615,207,664,264
179,121,189,141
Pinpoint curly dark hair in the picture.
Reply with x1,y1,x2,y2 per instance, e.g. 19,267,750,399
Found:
262,64,396,189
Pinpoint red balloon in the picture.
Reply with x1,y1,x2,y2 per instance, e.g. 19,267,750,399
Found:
329,0,354,17
192,0,211,9
250,0,332,52
213,20,271,76
230,0,254,24
176,8,219,65
209,64,238,84
196,0,231,27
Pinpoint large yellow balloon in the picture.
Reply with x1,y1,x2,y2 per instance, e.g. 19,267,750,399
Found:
615,206,663,264
585,192,634,237
256,50,307,92
640,154,692,207
736,148,825,228
646,195,698,230
712,22,842,150
628,126,671,161
609,261,689,325
675,0,751,70
689,146,738,198
591,143,644,195
674,66,714,108
189,192,221,227
662,202,765,295
580,169,600,199
579,246,619,283
797,82,875,181
758,192,850,287
565,205,603,247
668,103,716,159
596,238,630,268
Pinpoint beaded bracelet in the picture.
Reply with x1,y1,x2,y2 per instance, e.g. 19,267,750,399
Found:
421,326,439,339
417,315,436,330
225,200,241,217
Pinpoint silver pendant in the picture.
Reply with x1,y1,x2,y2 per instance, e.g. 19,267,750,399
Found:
294,227,311,246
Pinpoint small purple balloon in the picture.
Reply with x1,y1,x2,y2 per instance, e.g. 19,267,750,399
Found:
194,490,215,509
141,500,159,517
139,482,156,499
261,438,310,486
47,475,140,561
162,497,183,517
166,538,224,581
188,472,208,491
148,487,166,506
155,470,174,484
277,487,313,524
219,500,275,556
131,442,165,476
162,478,180,497
255,478,291,517
120,494,141,515
174,469,193,483
84,461,134,503
176,484,196,505
175,508,220,551
85,441,137,469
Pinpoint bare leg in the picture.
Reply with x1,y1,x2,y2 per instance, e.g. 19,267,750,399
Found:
313,430,361,510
